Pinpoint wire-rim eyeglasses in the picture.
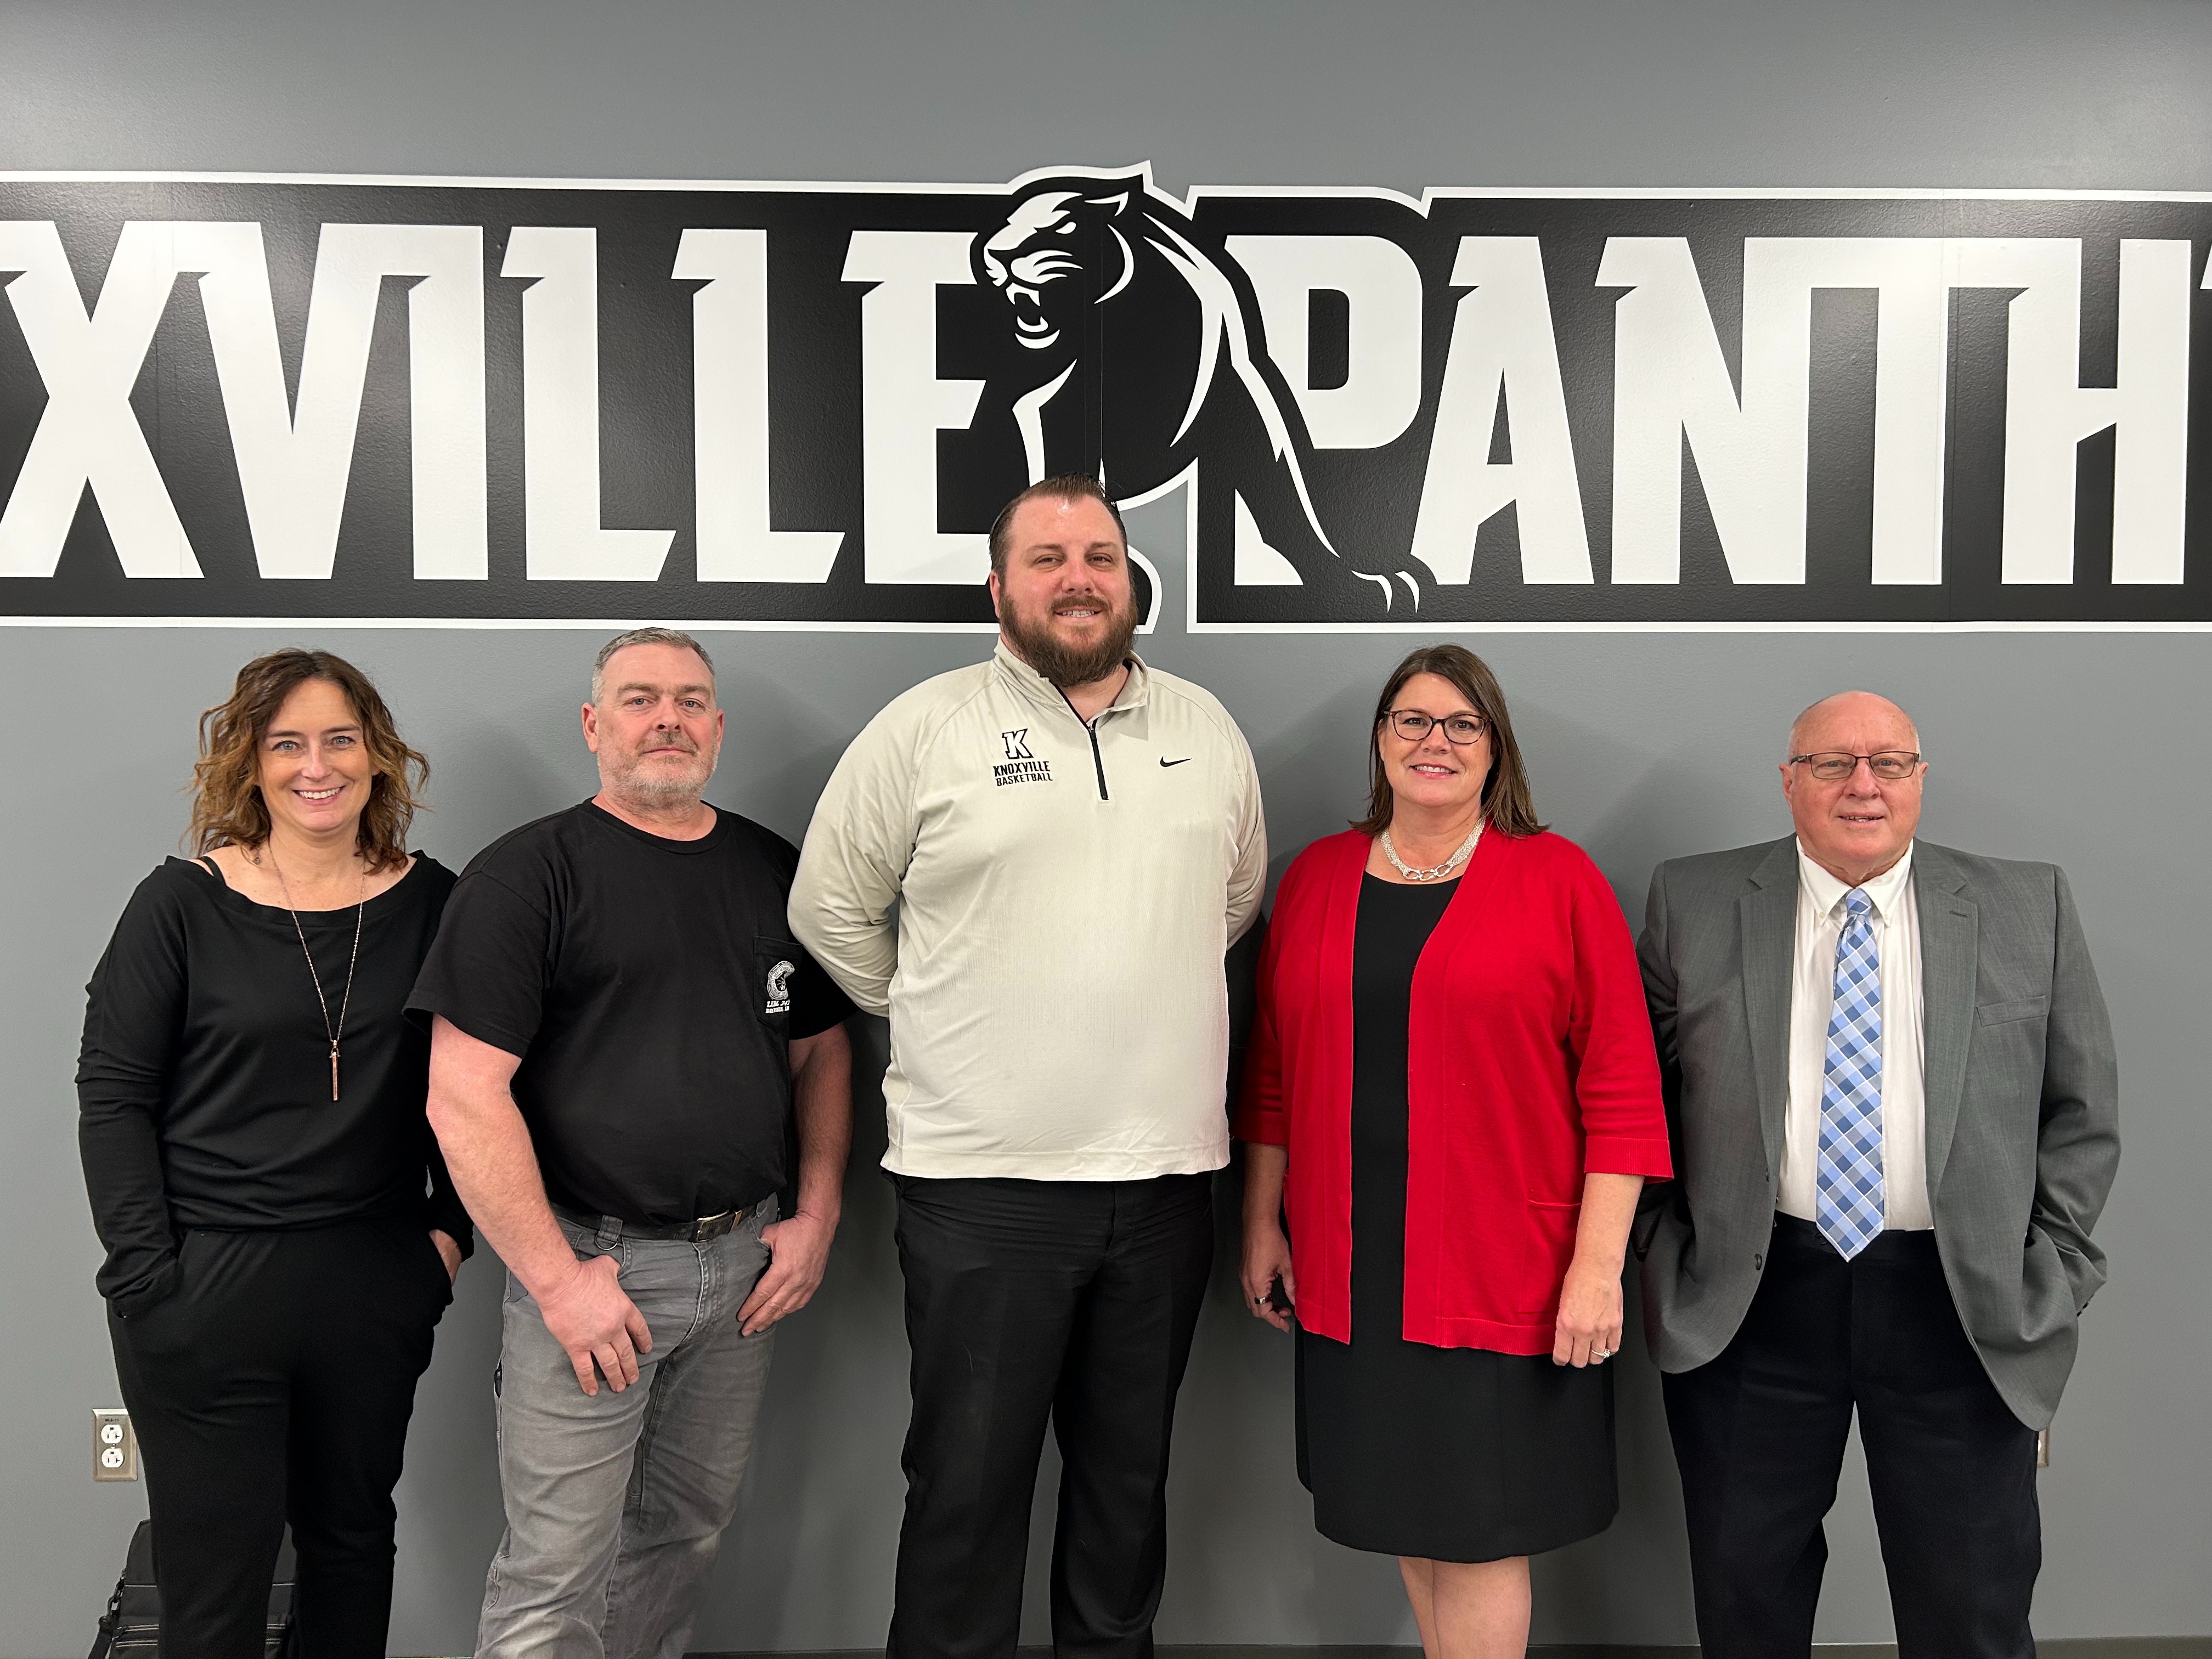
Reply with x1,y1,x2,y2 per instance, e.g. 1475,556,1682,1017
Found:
1787,751,1923,782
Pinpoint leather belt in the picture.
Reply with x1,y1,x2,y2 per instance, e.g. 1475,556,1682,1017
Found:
551,1201,752,1243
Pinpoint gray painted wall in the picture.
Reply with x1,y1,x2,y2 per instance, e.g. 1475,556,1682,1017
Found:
4,3,2208,1654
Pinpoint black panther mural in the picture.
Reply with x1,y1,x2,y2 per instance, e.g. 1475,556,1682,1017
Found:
971,172,1434,611
0,169,2202,628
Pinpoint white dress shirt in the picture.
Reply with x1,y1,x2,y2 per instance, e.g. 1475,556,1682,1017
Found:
1779,840,1932,1231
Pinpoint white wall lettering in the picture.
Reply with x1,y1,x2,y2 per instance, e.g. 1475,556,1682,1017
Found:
2110,239,2194,585
503,226,674,581
842,230,987,585
675,228,844,584
1409,236,1592,584
1600,236,1819,585
0,221,198,578
1227,234,1424,451
1949,238,2191,585
1773,239,1950,586
200,223,487,580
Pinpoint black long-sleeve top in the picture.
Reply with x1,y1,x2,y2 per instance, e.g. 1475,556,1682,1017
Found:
77,854,472,1316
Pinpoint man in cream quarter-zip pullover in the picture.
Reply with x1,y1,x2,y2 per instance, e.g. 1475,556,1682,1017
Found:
792,636,1264,1175
791,476,1265,1659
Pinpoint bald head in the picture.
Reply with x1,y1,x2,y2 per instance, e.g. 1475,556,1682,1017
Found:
1781,690,1927,886
1786,691,1919,761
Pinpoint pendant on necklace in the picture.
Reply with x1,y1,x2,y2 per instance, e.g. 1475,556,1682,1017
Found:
330,1042,341,1103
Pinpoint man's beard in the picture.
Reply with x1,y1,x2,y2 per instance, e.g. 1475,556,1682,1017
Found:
1000,586,1139,688
605,737,717,802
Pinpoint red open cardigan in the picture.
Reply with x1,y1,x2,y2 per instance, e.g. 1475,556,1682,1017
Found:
1234,827,1671,1353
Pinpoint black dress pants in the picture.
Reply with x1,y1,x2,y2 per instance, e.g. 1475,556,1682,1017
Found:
106,1215,450,1659
888,1172,1214,1659
1663,1215,2041,1659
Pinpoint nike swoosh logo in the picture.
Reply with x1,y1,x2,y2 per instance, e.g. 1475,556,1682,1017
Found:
1160,757,1193,768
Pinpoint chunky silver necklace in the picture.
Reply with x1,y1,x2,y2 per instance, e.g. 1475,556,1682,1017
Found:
1380,818,1484,883
265,848,367,1102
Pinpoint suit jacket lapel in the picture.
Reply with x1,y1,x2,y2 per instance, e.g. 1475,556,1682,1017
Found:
1914,843,1978,1199
1737,837,1799,1183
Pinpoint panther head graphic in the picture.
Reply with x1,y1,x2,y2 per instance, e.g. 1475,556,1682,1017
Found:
972,168,1432,611
978,185,1140,361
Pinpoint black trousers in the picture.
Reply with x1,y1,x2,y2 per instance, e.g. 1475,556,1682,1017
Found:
888,1172,1214,1659
106,1215,450,1659
1663,1215,2041,1659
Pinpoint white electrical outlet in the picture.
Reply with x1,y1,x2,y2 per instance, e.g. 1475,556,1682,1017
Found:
93,1408,137,1481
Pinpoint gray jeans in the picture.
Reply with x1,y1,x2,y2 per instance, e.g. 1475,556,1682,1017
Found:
476,1201,778,1659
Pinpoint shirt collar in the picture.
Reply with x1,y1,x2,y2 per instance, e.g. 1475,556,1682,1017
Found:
1796,838,1915,921
991,639,1150,714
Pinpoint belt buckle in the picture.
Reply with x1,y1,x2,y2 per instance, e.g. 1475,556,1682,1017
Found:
690,1207,738,1243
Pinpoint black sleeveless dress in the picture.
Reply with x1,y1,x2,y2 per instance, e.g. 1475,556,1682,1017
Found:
1294,874,1617,1562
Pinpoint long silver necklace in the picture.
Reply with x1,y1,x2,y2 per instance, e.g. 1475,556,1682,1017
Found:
1380,818,1485,883
265,848,368,1102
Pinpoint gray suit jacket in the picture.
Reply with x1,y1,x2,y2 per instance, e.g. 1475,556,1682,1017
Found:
1635,836,2119,1429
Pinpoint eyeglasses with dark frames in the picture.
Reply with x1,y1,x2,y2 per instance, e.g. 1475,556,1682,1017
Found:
1386,709,1488,746
1788,751,1923,782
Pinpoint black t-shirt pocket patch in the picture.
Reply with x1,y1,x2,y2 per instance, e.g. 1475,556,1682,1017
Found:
755,938,800,1028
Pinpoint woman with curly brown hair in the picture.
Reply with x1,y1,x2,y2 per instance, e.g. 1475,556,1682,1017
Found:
77,647,471,1658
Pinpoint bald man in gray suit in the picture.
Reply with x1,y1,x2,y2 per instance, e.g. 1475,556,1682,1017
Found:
1636,692,2119,1659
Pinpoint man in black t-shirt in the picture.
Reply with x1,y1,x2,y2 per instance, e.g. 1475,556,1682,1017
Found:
410,627,854,1659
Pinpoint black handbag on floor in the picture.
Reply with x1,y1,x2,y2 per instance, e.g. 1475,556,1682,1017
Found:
89,1520,297,1657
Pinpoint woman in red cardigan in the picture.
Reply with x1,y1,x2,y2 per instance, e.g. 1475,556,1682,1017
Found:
1236,645,1670,1659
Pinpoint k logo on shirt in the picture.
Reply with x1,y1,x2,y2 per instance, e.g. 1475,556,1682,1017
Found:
992,727,1053,788
765,960,794,1016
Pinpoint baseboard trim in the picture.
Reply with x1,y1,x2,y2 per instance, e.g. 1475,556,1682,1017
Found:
685,1641,2212,1658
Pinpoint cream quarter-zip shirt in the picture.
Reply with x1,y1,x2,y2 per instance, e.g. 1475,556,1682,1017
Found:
789,644,1268,1180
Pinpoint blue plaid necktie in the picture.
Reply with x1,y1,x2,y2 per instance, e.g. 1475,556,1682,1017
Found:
1816,888,1886,1257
